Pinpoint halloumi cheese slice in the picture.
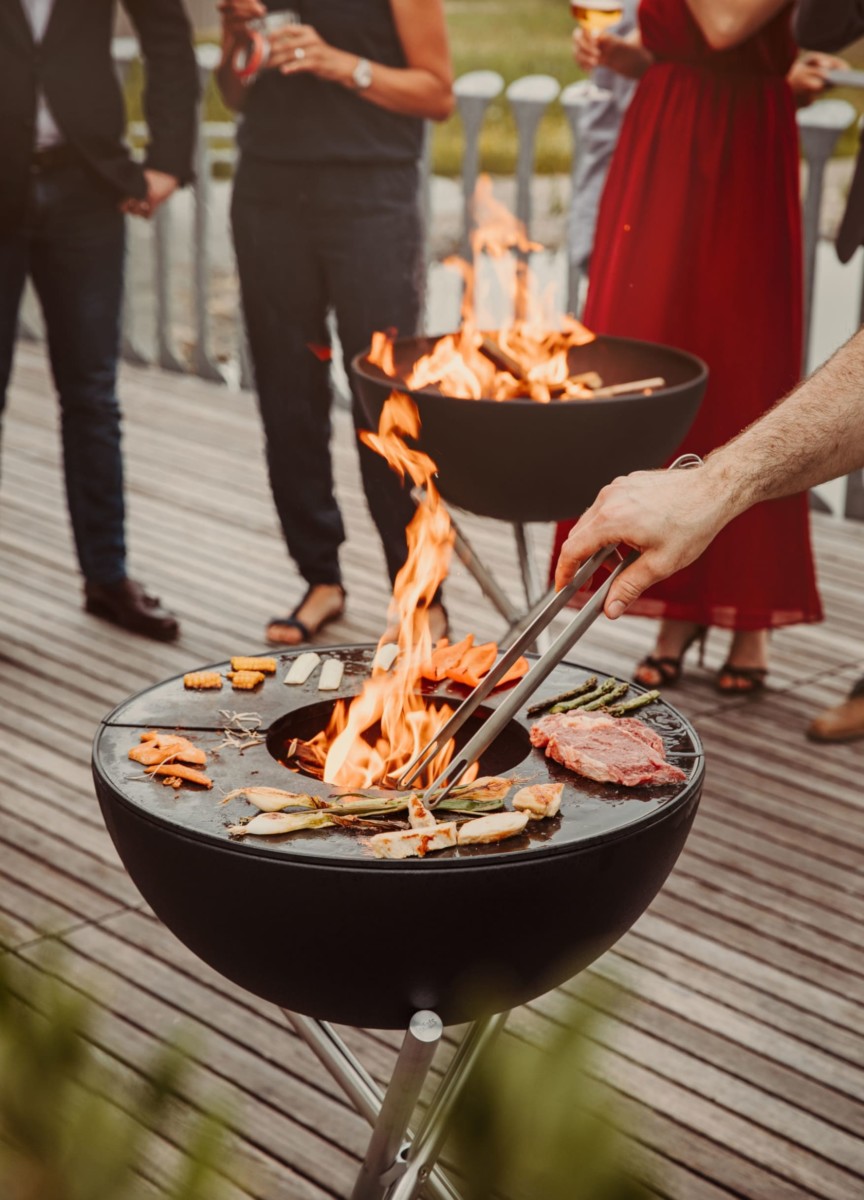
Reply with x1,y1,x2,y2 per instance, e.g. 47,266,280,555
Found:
284,652,321,685
364,822,458,859
513,783,564,819
456,811,529,845
319,659,345,691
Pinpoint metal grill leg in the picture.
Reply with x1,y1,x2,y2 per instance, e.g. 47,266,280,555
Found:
386,1012,508,1200
349,1012,443,1200
513,523,552,654
282,1009,466,1200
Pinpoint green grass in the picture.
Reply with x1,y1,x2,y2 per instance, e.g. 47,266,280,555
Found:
434,0,580,175
827,40,864,157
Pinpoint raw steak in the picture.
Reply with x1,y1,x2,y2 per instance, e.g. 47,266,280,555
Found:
530,711,686,788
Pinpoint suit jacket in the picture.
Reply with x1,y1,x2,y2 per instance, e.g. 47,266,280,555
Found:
795,0,864,262
0,0,199,230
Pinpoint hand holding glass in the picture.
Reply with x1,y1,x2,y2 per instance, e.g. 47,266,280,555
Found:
571,2,624,35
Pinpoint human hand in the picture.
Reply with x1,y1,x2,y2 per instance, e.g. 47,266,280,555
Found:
553,468,725,618
788,51,849,107
266,22,355,83
120,170,178,220
217,0,265,35
572,28,649,78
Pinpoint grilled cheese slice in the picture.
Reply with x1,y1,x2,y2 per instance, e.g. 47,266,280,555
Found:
456,812,529,845
364,822,458,859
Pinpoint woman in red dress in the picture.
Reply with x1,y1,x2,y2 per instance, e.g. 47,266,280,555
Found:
552,0,823,691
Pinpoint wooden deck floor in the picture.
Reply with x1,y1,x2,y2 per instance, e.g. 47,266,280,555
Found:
1,342,863,1200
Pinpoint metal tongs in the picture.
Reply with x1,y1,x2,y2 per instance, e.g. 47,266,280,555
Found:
399,454,704,806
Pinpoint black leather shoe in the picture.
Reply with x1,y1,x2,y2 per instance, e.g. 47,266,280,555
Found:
84,578,180,642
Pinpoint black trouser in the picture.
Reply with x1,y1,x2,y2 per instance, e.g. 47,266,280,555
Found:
232,158,423,589
0,159,127,584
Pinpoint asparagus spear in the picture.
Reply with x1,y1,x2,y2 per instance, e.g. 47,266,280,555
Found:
526,676,598,716
607,690,661,716
549,678,618,713
583,682,630,711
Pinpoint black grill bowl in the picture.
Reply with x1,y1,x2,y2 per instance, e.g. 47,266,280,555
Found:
352,334,708,522
93,787,699,1029
92,648,703,1030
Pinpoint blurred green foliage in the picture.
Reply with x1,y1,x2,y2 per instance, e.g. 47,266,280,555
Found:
448,993,653,1200
0,944,227,1200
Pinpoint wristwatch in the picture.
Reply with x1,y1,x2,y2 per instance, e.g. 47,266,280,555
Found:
351,57,373,90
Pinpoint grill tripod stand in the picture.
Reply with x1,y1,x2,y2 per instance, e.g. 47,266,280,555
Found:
411,485,554,653
283,1009,507,1200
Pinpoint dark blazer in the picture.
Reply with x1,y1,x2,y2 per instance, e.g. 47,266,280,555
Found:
0,0,199,229
795,0,864,262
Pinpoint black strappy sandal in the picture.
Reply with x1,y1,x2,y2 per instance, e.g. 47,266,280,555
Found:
715,663,768,695
634,625,708,688
266,584,346,646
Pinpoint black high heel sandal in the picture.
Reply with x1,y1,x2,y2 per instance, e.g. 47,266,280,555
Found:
715,663,768,695
634,625,708,688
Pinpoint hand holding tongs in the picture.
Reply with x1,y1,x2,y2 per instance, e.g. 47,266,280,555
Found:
399,454,703,807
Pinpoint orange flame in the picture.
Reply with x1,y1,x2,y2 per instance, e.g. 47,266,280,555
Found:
368,176,595,402
300,392,477,792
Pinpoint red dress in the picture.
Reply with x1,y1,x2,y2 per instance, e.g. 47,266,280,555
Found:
552,0,822,630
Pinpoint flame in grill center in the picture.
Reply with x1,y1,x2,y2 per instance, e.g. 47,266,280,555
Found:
298,392,477,792
371,176,596,403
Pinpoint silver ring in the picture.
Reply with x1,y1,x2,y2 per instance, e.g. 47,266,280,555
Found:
294,46,305,60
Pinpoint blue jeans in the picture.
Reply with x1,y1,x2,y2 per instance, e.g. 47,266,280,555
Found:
0,161,127,585
232,158,423,588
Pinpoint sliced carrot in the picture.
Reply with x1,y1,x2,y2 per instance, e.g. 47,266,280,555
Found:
445,641,497,688
421,633,474,682
493,656,530,688
145,764,213,788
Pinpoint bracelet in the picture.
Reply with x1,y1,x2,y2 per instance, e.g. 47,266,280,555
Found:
232,31,269,82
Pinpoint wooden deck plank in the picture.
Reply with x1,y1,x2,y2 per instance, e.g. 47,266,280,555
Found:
1,344,863,1199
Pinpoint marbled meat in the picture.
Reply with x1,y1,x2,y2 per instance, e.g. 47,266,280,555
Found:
530,711,686,788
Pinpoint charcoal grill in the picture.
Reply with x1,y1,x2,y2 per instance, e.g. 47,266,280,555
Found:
352,333,707,643
93,642,703,1199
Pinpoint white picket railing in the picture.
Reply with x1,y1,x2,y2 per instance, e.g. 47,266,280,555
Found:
18,42,864,519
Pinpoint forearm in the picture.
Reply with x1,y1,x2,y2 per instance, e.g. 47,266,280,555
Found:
617,30,653,79
349,61,453,121
703,328,864,520
216,30,248,111
684,0,790,50
123,0,199,181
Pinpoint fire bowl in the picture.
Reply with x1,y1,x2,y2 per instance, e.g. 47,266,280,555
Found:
352,334,708,523
92,645,703,1029
267,695,531,782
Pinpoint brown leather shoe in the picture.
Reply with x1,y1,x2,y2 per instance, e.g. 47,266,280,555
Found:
806,692,864,743
84,578,180,642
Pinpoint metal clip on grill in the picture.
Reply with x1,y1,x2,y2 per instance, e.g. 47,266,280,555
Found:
400,453,704,806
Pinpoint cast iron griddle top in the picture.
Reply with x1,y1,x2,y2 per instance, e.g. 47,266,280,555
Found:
94,644,704,868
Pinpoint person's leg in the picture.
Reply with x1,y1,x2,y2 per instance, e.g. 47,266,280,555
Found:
716,629,769,693
29,162,178,639
634,620,708,688
232,161,348,643
0,231,29,471
29,164,128,585
320,165,433,598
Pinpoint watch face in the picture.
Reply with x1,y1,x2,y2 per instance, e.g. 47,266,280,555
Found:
353,57,373,89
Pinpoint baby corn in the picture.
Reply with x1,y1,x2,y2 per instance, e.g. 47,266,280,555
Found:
183,671,223,690
226,670,266,690
230,656,277,674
